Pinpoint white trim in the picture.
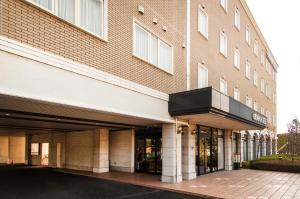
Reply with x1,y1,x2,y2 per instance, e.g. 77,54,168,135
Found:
233,48,240,69
197,63,208,89
234,7,240,31
186,0,191,90
0,36,169,102
219,31,228,57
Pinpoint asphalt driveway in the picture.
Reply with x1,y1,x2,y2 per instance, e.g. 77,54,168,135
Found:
0,166,203,199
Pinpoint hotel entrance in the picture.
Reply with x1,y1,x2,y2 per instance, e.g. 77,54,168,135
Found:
135,128,162,174
195,126,224,176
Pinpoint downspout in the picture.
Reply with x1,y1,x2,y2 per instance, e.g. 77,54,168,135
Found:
186,0,191,91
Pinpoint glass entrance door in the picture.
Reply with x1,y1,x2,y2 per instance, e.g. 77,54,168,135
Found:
196,126,224,176
135,129,162,174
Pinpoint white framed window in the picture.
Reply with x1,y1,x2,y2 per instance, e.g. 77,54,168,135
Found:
198,64,208,88
260,50,265,65
133,22,173,73
266,61,271,74
265,84,271,99
234,88,240,101
253,101,258,111
220,78,228,95
234,7,240,30
261,106,265,115
253,69,258,86
28,0,108,39
219,31,228,57
220,0,228,12
254,40,259,56
246,96,252,108
245,61,251,79
246,25,251,45
266,110,271,124
31,143,39,155
234,48,240,69
260,79,265,93
198,6,208,38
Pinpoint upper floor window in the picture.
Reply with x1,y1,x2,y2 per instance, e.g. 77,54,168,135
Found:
261,79,265,93
246,96,252,108
254,40,259,56
28,0,107,39
253,101,258,111
246,25,251,45
234,88,240,101
134,22,173,73
31,143,39,155
245,61,251,79
253,69,258,86
220,31,228,57
261,106,265,115
198,64,208,88
260,50,265,65
220,0,228,12
220,78,228,95
198,6,208,38
234,48,240,69
234,7,240,30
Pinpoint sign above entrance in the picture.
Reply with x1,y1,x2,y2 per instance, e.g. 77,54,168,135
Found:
252,113,267,125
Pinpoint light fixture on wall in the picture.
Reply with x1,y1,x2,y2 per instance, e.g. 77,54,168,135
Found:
177,126,183,134
191,130,197,135
138,5,145,14
153,18,158,24
162,26,168,32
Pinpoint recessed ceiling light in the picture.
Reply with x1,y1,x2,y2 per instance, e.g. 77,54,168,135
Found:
56,118,61,121
5,113,11,116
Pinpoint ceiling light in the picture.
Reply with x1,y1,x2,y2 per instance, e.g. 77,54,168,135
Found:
5,113,11,116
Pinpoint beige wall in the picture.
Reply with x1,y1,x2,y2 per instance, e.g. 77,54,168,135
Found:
0,136,25,164
190,0,277,131
110,130,135,172
0,0,186,94
0,136,8,163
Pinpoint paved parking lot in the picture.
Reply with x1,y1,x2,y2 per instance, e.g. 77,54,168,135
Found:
0,166,204,199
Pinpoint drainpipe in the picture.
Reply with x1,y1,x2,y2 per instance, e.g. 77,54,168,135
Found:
186,0,191,91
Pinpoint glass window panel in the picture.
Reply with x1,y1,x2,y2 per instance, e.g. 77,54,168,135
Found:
198,9,208,37
159,41,172,71
32,0,52,10
198,66,208,88
58,0,75,23
134,24,148,60
80,0,103,36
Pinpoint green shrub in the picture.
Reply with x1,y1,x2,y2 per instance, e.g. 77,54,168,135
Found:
241,161,250,168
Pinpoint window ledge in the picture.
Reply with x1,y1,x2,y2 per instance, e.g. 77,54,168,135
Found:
198,31,208,40
132,55,174,76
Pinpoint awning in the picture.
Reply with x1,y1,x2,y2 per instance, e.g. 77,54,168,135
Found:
169,87,267,130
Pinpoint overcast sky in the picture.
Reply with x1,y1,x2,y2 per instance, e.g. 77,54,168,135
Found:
246,0,300,133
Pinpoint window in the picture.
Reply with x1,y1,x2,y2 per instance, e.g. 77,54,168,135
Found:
134,23,173,73
198,64,208,88
220,78,228,94
234,48,240,69
246,25,251,45
266,61,271,74
198,6,208,38
260,50,265,65
234,88,240,101
254,40,259,56
254,69,258,86
246,96,252,108
261,106,265,115
31,143,39,155
253,101,258,111
234,7,240,30
220,0,228,12
260,79,265,93
245,61,251,79
28,0,107,38
265,84,271,99
266,111,271,124
220,31,228,57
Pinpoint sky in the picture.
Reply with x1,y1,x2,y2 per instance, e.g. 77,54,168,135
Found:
246,0,300,133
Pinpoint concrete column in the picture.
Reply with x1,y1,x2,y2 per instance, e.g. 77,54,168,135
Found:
162,123,182,183
0,136,9,164
269,139,273,155
109,129,135,172
263,140,267,156
25,135,30,165
248,137,253,161
238,133,243,162
93,129,109,173
224,130,232,171
182,125,196,180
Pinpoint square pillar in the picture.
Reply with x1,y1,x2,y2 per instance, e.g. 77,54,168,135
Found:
263,140,267,156
248,137,253,161
182,125,196,180
269,139,273,155
224,130,232,171
238,133,243,162
162,123,182,183
93,129,109,173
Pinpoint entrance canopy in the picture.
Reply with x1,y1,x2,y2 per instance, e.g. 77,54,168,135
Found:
169,87,267,130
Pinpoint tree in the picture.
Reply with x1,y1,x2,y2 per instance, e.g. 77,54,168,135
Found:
287,118,300,159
